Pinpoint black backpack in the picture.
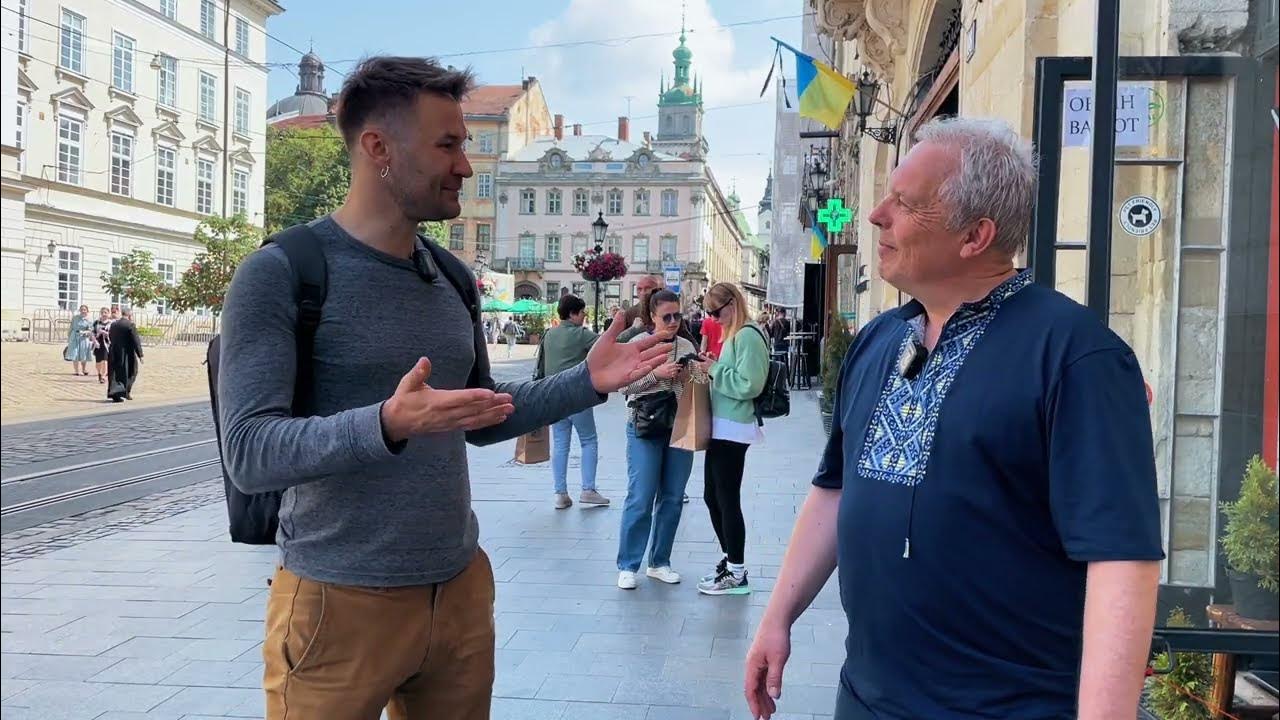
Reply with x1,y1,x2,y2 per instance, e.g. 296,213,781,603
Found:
746,325,790,421
207,225,481,545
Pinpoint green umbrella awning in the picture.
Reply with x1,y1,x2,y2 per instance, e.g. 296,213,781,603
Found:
481,298,513,312
509,299,547,314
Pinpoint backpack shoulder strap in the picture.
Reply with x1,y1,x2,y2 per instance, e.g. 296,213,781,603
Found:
421,240,485,389
264,224,327,412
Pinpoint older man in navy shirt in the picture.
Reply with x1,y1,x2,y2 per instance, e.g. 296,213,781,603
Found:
745,118,1164,720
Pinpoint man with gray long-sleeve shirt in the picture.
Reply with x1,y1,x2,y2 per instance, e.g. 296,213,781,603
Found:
218,57,668,720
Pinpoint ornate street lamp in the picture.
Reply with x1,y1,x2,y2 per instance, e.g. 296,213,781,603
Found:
590,211,609,331
854,70,898,145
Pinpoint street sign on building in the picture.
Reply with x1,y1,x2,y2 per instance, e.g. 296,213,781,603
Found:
664,264,682,293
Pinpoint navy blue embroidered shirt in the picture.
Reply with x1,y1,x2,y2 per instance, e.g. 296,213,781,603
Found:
814,271,1164,720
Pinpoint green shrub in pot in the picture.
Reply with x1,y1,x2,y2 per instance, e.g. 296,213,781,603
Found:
1219,456,1278,619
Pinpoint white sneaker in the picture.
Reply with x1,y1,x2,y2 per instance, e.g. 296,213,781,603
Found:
617,571,638,590
645,566,681,584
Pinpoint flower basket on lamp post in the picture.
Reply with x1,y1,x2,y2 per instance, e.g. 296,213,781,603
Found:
574,212,628,332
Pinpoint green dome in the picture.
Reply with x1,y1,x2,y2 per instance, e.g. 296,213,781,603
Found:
673,41,692,63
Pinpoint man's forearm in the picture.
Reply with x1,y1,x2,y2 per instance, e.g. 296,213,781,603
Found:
1077,560,1161,720
761,487,841,628
466,362,603,446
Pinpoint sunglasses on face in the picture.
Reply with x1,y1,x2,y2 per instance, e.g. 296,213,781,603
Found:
707,299,732,319
658,312,681,325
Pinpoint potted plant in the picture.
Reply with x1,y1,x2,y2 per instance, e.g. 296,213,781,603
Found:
1219,455,1279,620
522,313,548,345
819,313,855,436
1143,607,1213,720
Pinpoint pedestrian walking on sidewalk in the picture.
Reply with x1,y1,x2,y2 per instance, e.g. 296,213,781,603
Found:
217,56,669,720
691,282,769,596
64,304,94,376
106,307,143,402
744,118,1163,720
501,317,522,358
92,307,113,383
615,290,706,590
536,294,608,510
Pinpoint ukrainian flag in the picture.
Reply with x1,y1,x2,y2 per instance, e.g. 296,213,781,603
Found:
810,221,828,260
773,38,855,130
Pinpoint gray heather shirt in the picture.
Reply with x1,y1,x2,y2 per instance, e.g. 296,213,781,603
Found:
217,216,603,587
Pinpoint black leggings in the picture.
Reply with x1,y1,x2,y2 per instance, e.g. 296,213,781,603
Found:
703,438,750,565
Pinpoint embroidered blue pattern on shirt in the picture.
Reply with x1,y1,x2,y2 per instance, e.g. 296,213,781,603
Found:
857,271,1032,485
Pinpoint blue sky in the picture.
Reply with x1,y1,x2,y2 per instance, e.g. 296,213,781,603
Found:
265,0,808,233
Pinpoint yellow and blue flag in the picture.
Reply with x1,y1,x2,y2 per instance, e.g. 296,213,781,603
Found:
766,37,856,130
810,221,828,260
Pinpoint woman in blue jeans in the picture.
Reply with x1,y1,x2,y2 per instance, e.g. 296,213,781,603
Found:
616,290,706,589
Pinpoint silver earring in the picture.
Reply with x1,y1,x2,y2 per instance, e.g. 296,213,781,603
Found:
380,166,390,179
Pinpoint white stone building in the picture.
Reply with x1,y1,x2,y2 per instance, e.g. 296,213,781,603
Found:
0,0,283,338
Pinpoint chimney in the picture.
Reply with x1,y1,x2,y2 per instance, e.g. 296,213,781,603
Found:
617,116,630,142
572,123,582,136
554,114,564,141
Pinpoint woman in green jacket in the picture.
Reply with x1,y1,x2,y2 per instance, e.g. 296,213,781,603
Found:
691,282,770,595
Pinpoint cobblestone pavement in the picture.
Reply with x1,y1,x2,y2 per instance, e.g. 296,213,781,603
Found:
0,388,845,720
1,405,215,469
0,341,539,425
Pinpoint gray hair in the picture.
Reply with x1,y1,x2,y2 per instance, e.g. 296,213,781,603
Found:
913,117,1038,256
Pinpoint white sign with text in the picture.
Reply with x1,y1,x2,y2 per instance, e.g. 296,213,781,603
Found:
1062,83,1152,148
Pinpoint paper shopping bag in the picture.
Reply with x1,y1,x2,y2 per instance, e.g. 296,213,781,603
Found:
514,426,550,464
669,377,711,452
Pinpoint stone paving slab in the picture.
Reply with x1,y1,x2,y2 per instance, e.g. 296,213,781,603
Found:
0,390,843,719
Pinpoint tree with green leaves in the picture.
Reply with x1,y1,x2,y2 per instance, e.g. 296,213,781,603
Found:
170,215,263,315
264,124,350,235
419,221,448,248
100,249,167,309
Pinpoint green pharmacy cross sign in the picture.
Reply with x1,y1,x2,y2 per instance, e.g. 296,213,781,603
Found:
818,198,854,233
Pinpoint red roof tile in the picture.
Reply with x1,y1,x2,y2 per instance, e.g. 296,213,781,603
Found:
462,85,525,117
270,115,333,130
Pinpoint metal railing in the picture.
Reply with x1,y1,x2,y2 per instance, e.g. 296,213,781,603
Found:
24,309,219,347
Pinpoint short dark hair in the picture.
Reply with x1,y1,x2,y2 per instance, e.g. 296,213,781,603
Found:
557,294,586,320
648,290,680,314
335,56,476,147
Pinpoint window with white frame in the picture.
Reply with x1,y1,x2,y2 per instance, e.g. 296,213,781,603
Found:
632,236,649,263
57,115,83,185
155,146,176,206
660,234,678,261
519,188,535,214
573,188,589,215
161,0,177,19
546,234,562,262
546,281,560,299
477,173,492,198
157,55,177,108
634,188,651,216
661,189,678,216
234,17,250,55
232,168,249,216
606,234,621,255
112,33,135,93
572,281,586,297
110,132,133,196
571,234,587,256
57,248,82,310
449,224,464,250
199,72,218,123
606,188,623,216
196,158,215,214
200,0,216,38
16,0,29,54
59,10,85,74
477,133,494,153
155,261,175,314
14,101,26,173
546,189,562,215
109,256,124,309
234,88,250,135
476,223,491,252
606,282,621,299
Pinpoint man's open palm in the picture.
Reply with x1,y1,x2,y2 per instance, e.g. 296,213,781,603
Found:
586,310,672,393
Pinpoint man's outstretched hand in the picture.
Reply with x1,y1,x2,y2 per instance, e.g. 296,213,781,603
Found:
381,357,515,442
586,310,672,393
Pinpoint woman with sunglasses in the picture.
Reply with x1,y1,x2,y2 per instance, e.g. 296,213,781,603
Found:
615,290,707,590
692,283,770,596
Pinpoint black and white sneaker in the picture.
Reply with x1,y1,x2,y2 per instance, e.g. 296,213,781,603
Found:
698,569,750,596
700,557,728,583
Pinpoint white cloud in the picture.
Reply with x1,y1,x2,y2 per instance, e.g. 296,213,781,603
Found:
521,0,780,232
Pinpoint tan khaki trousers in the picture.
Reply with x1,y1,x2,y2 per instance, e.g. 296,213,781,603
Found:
262,548,496,720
